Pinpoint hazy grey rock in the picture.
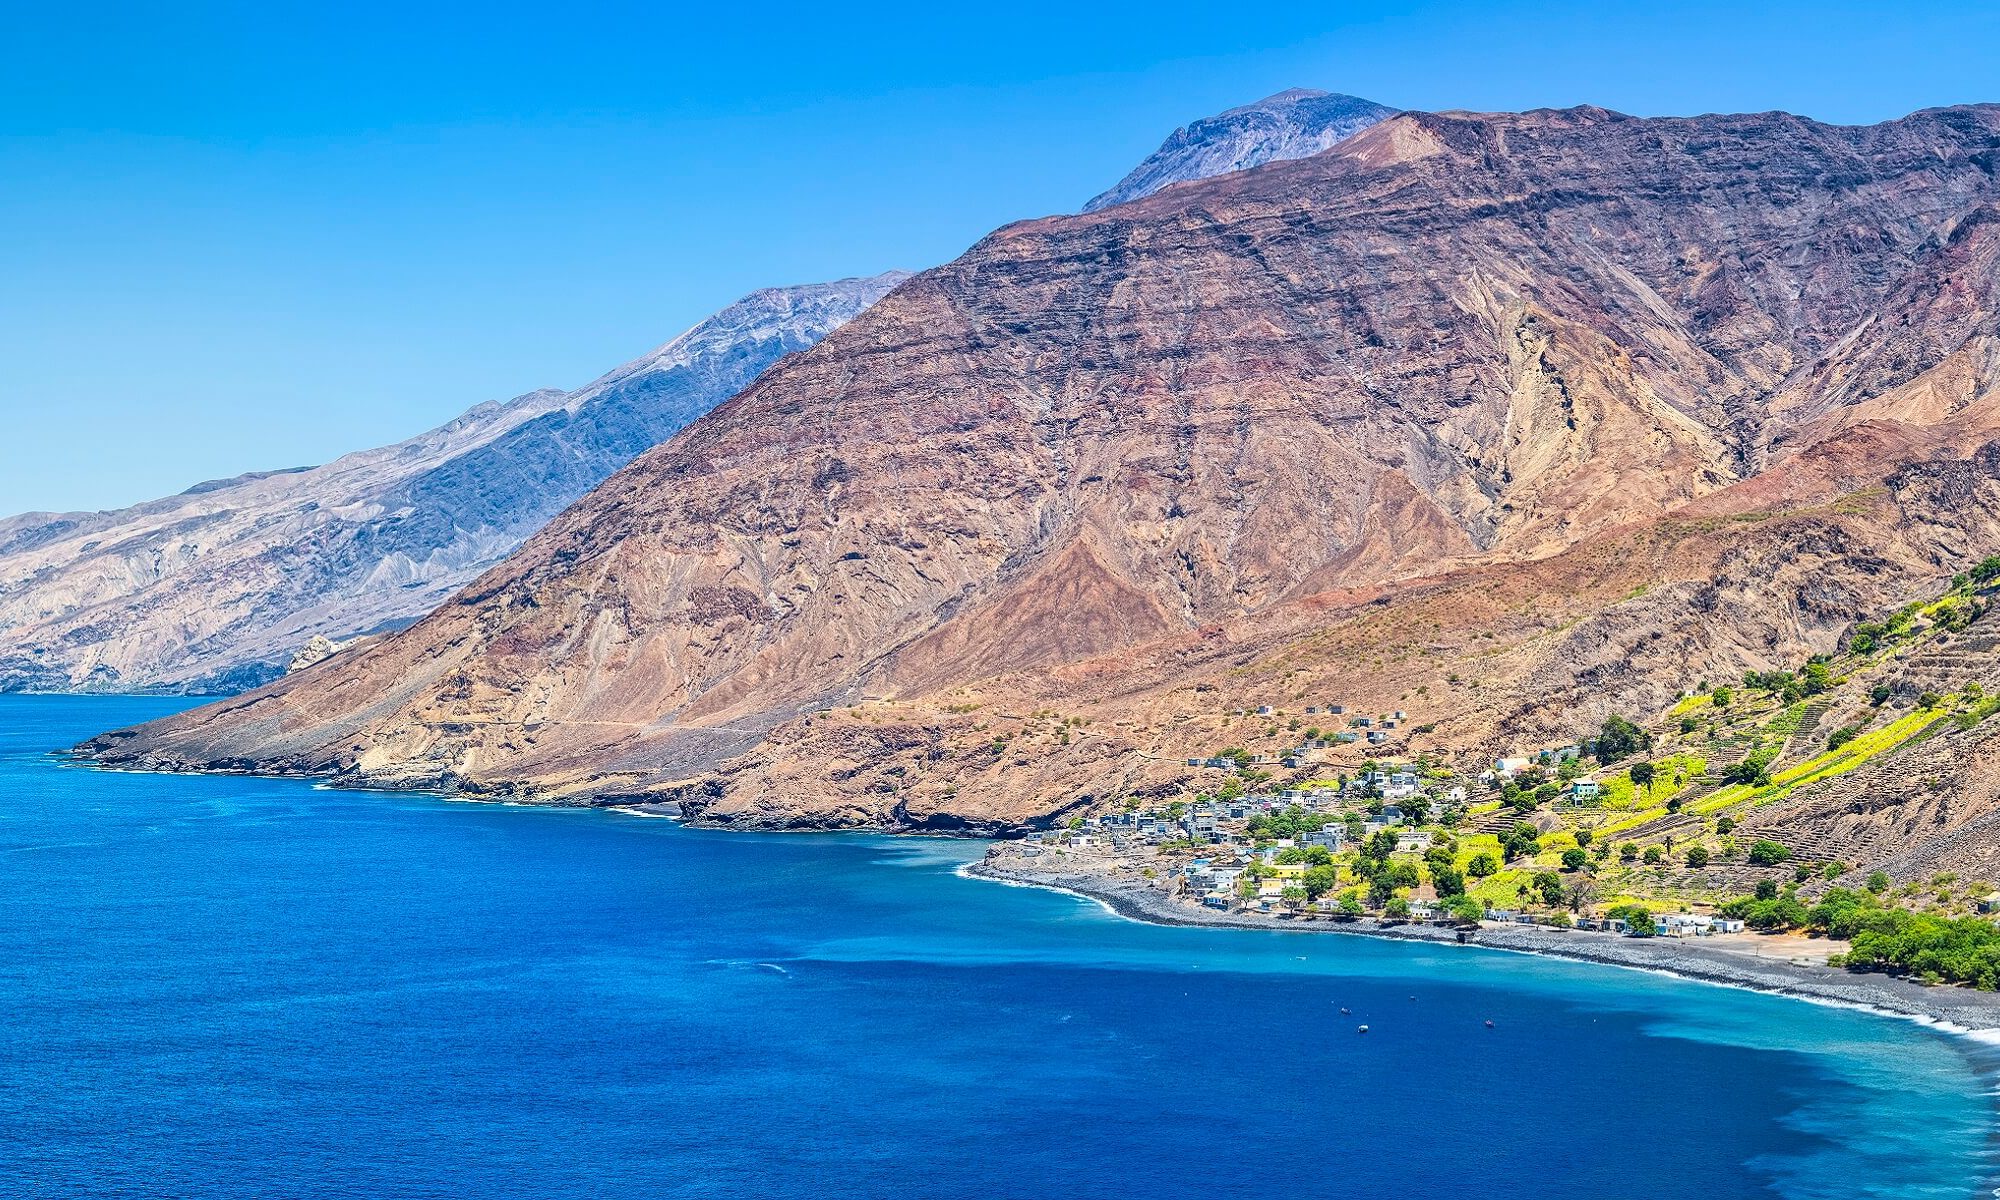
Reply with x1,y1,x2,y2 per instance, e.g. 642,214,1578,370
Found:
287,635,349,673
0,272,909,693
1083,89,1395,212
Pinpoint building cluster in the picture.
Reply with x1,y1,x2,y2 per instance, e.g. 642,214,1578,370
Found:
1486,743,1614,806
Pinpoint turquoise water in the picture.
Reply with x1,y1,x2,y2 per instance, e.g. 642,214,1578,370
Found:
1,694,1993,1198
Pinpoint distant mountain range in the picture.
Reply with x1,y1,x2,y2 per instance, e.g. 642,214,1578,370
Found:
1084,89,1395,211
0,274,907,692
90,103,2000,867
0,88,1398,695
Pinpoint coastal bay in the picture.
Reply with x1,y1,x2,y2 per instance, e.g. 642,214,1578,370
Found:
4,695,1996,1199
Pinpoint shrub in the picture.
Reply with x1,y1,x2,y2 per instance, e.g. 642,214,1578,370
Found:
1827,725,1861,751
1619,842,1640,862
1724,760,1770,787
1686,845,1710,868
1643,846,1665,865
1866,871,1892,894
1561,848,1588,871
1748,839,1791,866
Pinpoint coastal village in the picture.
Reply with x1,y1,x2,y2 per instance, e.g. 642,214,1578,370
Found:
982,559,2000,987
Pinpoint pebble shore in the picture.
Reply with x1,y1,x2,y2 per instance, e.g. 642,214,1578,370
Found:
967,847,2000,1035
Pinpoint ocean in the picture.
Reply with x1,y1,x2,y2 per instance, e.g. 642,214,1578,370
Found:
1,694,1993,1199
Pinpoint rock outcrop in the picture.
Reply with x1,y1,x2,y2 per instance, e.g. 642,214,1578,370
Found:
84,105,2000,834
0,273,908,692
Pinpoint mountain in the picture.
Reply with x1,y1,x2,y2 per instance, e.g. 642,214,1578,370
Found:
86,105,2000,848
0,273,908,693
1082,88,1395,211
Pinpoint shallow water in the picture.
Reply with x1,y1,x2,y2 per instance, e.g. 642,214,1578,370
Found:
1,694,1993,1198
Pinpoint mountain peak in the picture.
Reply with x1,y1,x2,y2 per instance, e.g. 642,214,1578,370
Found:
1083,89,1397,212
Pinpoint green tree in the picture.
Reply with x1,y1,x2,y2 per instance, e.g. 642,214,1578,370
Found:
1685,845,1710,868
1431,864,1466,898
1302,864,1339,901
1608,903,1655,936
1383,897,1412,920
1501,822,1543,862
1448,895,1486,924
1866,871,1892,894
1755,879,1780,901
1560,848,1588,871
1628,761,1657,791
1596,715,1653,765
1467,852,1498,878
1337,890,1364,918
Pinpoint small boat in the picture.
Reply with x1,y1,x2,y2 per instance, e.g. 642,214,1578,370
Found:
1339,1007,1350,1015
1357,1024,1369,1034
1484,1020,1495,1028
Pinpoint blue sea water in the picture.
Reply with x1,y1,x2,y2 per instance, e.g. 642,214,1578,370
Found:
1,695,1995,1199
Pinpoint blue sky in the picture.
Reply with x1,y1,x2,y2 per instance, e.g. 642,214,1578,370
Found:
3,0,1996,515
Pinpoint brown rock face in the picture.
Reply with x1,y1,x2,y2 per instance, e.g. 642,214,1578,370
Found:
85,105,2000,832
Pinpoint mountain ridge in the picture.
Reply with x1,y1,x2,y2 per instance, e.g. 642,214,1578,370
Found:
82,103,2000,855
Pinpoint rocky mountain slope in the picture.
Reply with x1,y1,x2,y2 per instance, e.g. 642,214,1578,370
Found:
1083,89,1394,211
0,274,907,692
86,105,2000,845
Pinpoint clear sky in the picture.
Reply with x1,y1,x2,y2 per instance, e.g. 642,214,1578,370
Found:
3,0,1996,515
